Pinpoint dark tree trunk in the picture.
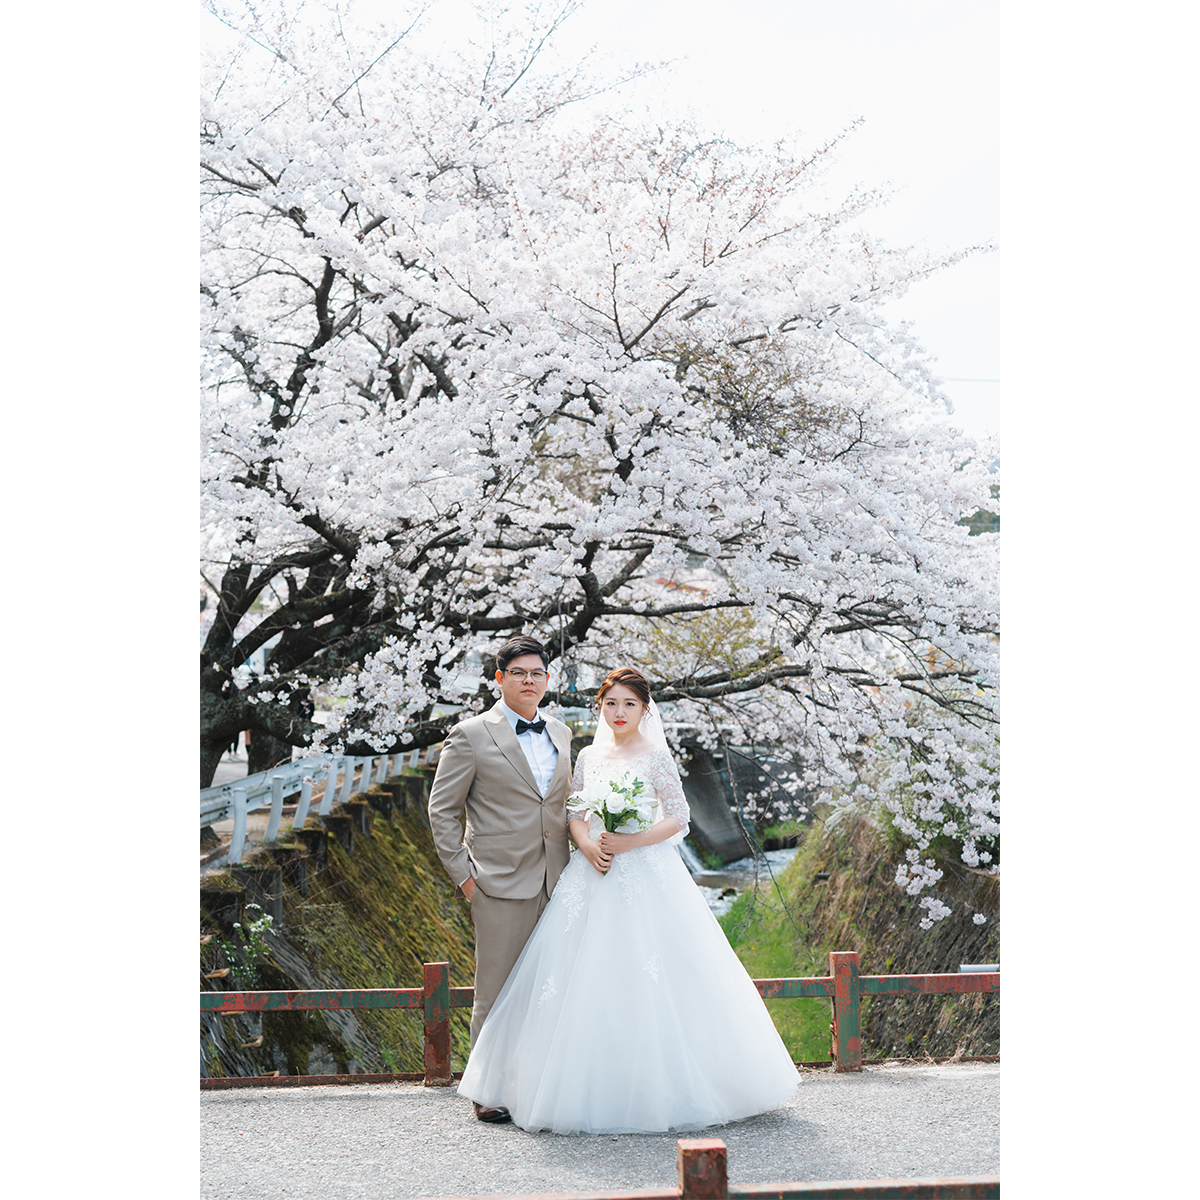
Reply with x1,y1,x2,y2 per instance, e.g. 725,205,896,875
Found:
200,738,227,790
200,674,244,788
247,730,294,776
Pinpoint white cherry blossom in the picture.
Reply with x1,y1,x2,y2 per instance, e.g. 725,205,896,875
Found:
200,2,999,925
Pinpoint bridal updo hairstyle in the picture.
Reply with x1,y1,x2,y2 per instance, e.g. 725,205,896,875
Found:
595,666,652,709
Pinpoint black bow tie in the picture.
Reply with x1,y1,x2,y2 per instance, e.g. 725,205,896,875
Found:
515,716,547,736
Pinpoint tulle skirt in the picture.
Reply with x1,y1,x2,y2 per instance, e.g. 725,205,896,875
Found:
457,840,799,1134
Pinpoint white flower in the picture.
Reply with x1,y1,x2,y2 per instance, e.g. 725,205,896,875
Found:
635,797,659,824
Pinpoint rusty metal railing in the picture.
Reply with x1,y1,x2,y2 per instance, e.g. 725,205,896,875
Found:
759,950,1000,1073
200,951,998,1085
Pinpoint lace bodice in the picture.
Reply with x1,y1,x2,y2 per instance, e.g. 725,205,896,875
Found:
567,744,690,841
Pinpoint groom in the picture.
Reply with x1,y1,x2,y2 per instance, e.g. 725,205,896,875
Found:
427,634,573,1123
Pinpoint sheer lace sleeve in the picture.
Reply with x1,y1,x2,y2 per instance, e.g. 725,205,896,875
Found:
567,746,592,826
643,747,690,842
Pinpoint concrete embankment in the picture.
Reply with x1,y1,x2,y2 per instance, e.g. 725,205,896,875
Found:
200,771,475,1078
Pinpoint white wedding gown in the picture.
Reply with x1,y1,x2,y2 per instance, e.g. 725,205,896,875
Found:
457,744,799,1134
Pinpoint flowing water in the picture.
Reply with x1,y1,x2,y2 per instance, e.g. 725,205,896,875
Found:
679,843,800,917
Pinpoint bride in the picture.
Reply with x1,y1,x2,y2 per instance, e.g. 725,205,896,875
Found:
456,666,799,1134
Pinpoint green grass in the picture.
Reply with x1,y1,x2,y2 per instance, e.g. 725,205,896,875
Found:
720,882,832,1063
757,819,802,843
687,838,724,870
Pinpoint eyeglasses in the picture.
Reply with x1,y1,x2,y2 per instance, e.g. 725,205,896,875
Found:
503,668,548,682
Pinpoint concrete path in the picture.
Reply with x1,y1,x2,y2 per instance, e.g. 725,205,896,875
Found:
199,1062,998,1199
211,750,250,788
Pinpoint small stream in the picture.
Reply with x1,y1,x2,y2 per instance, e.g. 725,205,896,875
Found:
678,842,800,917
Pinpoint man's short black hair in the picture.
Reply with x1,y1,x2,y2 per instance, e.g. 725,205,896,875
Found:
495,635,550,673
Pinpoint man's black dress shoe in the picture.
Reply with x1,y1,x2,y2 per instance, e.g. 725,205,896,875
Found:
473,1101,512,1123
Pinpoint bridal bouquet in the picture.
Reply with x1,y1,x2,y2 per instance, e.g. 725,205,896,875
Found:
570,771,659,833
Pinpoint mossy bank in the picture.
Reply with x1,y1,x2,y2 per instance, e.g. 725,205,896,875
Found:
721,814,999,1062
200,776,475,1078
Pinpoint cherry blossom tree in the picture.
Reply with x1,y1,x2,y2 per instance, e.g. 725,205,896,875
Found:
200,1,998,922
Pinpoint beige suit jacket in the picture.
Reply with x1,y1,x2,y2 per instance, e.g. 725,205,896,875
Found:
427,703,573,901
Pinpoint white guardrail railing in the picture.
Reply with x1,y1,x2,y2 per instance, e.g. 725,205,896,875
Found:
200,745,440,864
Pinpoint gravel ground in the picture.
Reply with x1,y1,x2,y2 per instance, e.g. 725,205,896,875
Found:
199,1062,998,1198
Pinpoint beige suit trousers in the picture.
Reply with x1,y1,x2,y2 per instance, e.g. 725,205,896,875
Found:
468,881,551,1046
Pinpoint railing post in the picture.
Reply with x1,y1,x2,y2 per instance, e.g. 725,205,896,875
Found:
318,758,339,816
829,950,862,1072
229,787,248,863
291,775,314,830
264,773,285,842
678,1139,728,1200
339,757,356,804
423,961,452,1086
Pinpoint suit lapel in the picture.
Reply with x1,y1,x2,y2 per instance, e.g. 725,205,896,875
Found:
546,722,573,798
483,705,539,793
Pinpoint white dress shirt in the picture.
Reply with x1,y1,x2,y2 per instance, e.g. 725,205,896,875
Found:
499,699,559,797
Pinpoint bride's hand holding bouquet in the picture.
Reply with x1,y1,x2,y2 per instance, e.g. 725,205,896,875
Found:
568,771,658,874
